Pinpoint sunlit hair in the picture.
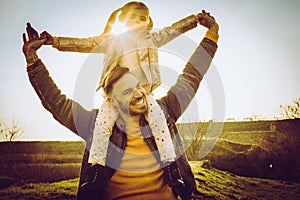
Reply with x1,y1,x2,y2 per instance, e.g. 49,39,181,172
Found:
110,11,127,35
101,1,153,36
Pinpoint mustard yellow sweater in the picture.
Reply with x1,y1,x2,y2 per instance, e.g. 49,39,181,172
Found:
103,122,177,200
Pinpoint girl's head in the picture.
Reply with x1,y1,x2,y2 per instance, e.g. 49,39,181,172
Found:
118,1,153,30
102,1,153,35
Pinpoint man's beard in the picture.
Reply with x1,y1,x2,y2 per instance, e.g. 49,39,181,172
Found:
117,98,147,116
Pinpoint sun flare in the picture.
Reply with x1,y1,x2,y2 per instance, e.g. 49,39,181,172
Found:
111,21,128,35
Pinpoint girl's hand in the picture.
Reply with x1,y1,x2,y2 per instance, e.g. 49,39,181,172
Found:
40,31,54,45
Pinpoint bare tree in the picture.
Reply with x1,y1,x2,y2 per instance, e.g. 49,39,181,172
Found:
0,119,24,141
178,122,207,160
280,97,300,119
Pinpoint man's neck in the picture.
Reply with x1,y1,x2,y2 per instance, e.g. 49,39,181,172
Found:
119,111,141,124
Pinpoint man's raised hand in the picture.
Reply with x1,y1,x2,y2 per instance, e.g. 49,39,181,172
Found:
197,10,219,33
22,23,46,58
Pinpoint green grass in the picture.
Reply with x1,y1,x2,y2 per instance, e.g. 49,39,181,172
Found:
221,121,271,132
0,119,298,199
177,120,272,135
1,162,300,200
0,178,79,200
0,141,85,154
191,161,300,200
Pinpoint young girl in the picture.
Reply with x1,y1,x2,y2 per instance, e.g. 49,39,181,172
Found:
41,1,205,188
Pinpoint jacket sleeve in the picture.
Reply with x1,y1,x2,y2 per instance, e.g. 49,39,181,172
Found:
151,14,199,48
52,35,107,53
158,37,218,121
27,60,97,142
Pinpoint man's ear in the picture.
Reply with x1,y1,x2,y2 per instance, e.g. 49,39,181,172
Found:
111,98,119,110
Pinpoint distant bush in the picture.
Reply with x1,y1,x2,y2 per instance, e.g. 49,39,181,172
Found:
280,97,300,119
0,119,24,141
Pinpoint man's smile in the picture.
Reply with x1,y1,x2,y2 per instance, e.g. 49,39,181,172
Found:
132,96,145,106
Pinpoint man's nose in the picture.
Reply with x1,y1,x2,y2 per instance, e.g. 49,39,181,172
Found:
133,87,143,98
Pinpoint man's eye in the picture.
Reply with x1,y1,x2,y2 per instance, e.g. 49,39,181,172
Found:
122,89,133,96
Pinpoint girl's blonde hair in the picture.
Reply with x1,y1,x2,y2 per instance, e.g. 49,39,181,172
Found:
101,1,153,35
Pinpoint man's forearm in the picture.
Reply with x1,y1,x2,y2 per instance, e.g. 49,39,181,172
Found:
28,60,83,135
160,36,218,121
27,59,97,142
25,53,39,67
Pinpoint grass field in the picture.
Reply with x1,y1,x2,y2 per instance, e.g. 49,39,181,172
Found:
0,141,85,183
0,119,299,199
179,119,300,182
1,161,300,200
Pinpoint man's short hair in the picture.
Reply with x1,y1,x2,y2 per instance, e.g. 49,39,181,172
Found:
102,64,129,95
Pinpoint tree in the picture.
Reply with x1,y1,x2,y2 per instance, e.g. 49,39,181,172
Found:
184,122,206,160
178,122,210,160
280,97,300,119
0,119,24,141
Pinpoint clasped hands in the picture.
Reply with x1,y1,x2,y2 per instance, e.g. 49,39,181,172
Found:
22,23,49,65
197,10,219,33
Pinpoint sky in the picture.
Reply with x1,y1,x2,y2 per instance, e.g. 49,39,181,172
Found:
0,0,299,140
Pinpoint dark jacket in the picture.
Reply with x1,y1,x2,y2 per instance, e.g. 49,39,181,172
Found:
27,38,217,199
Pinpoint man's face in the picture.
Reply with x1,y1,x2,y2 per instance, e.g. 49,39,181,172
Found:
123,8,149,30
111,73,148,116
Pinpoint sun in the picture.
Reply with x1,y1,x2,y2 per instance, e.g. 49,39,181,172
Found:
111,20,128,35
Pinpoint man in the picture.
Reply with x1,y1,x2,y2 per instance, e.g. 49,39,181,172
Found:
22,10,219,200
